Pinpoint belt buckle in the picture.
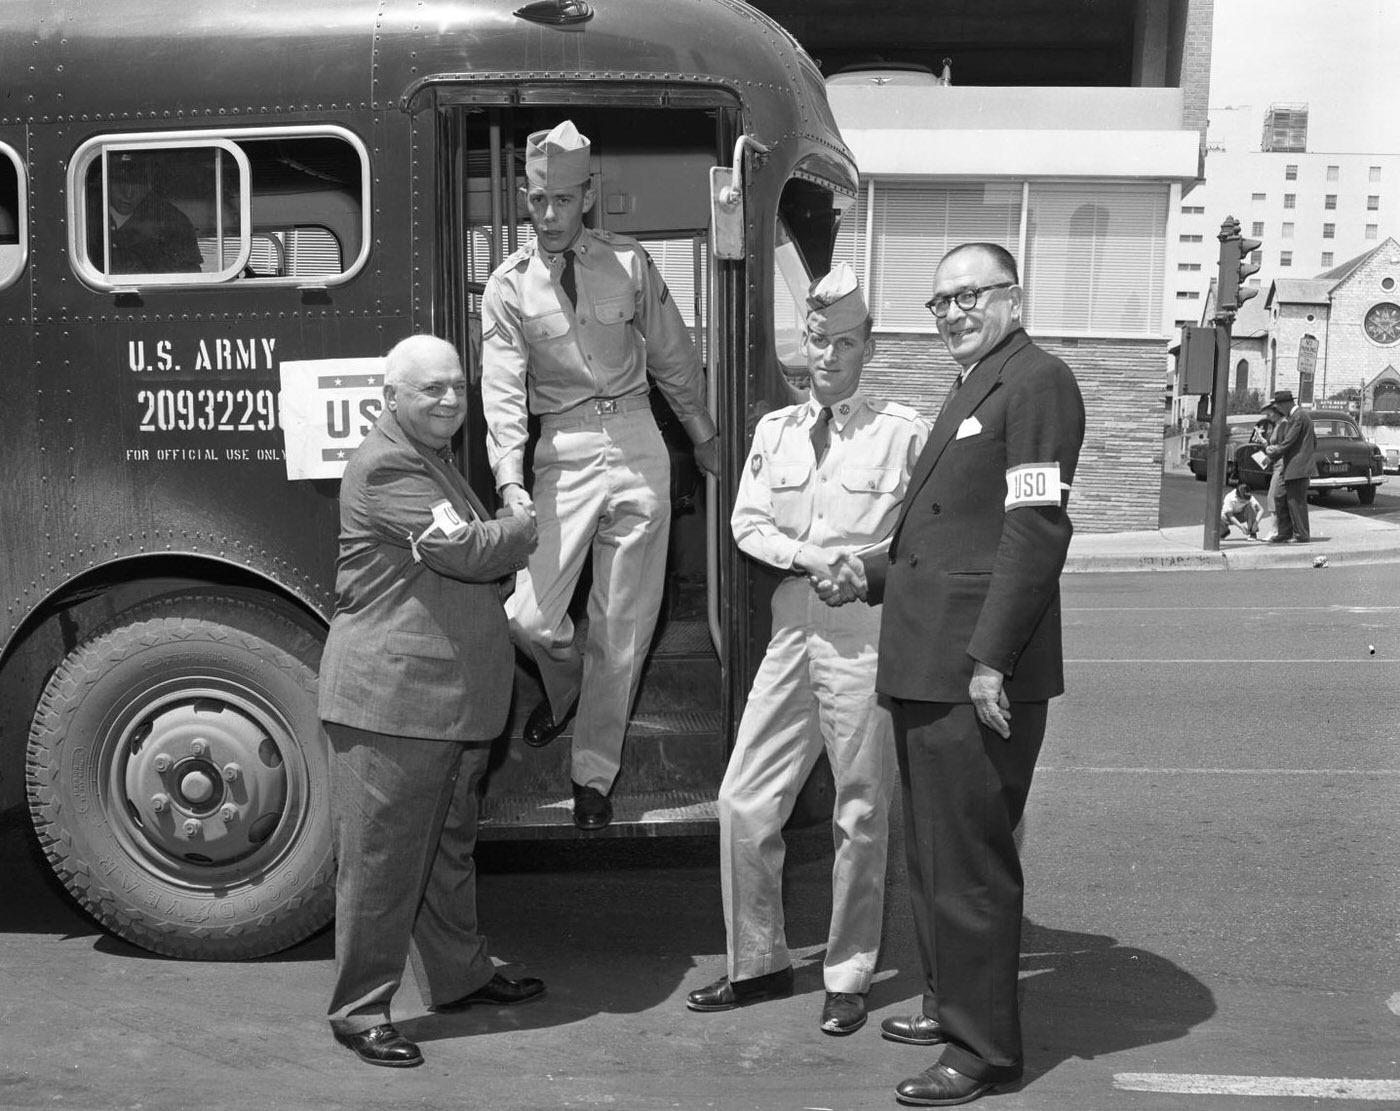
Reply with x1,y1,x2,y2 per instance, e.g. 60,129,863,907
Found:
595,398,619,415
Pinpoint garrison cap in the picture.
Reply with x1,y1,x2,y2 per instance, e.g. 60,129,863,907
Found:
805,262,868,334
525,120,592,189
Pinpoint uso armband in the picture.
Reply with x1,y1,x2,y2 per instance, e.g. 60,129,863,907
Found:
1004,462,1065,509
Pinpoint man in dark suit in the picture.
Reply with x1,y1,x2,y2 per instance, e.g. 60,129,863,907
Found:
1263,388,1317,544
319,335,544,1068
871,244,1085,1106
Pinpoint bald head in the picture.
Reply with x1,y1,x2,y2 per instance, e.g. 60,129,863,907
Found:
384,334,461,388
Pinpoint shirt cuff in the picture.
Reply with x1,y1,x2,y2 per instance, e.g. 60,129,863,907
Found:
682,412,718,445
493,455,526,490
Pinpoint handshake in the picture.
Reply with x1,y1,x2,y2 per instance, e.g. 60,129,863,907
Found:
799,545,868,608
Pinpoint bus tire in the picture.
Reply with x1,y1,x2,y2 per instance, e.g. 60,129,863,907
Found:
25,593,334,960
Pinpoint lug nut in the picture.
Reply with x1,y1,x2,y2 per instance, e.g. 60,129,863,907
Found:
190,739,209,757
150,794,170,813
182,819,202,837
152,754,172,773
221,763,242,783
219,805,237,823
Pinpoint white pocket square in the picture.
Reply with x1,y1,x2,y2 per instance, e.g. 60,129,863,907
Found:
955,416,983,440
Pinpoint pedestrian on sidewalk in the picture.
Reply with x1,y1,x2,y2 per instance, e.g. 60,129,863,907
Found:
1221,481,1262,539
1263,389,1317,544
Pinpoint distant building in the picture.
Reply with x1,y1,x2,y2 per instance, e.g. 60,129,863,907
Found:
1261,102,1308,153
1175,103,1399,332
1199,239,1400,440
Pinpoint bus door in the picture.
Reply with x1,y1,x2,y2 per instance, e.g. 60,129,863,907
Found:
430,94,743,837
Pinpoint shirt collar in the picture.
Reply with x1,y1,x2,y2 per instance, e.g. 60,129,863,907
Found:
807,391,866,431
537,226,594,267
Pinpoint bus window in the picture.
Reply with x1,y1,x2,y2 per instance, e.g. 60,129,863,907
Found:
773,174,856,389
69,128,369,289
0,143,25,289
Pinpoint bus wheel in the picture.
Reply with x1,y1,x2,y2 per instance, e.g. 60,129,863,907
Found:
25,594,334,960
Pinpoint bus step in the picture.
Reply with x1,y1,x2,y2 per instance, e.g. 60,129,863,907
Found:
477,787,719,840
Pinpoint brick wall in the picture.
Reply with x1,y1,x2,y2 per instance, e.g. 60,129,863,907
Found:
861,332,1166,533
1179,0,1213,179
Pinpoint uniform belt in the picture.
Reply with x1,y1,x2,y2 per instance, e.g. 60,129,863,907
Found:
539,394,652,429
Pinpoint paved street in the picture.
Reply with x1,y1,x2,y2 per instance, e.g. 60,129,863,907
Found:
1159,470,1400,530
2,565,1398,1111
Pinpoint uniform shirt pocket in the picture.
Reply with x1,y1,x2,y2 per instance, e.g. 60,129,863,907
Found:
523,309,571,344
839,465,903,535
592,294,636,326
385,631,458,660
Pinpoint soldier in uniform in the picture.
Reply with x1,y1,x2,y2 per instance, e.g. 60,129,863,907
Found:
481,121,719,831
686,265,929,1036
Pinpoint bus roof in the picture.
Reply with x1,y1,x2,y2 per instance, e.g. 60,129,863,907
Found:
4,0,854,190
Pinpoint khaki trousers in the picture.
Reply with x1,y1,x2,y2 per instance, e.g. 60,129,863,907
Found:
507,406,670,792
719,577,894,994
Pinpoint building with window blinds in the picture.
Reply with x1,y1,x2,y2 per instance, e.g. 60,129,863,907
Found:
826,79,1204,530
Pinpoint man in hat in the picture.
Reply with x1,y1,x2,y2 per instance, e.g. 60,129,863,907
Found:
685,263,928,1035
481,120,719,831
99,151,202,275
871,243,1084,1106
1262,388,1317,543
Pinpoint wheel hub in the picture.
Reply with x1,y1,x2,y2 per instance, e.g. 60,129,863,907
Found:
123,698,288,866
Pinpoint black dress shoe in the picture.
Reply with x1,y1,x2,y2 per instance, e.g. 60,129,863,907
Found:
819,991,866,1035
436,972,546,1010
881,1014,946,1045
572,782,613,831
333,1023,423,1068
523,698,575,748
895,1063,996,1106
685,966,794,1012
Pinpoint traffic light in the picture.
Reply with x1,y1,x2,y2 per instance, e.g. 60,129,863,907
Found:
1217,217,1263,314
1178,324,1219,394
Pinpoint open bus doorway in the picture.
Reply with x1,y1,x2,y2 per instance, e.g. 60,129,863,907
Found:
434,101,739,836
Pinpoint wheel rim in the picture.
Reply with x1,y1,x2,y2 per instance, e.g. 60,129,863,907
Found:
101,674,311,883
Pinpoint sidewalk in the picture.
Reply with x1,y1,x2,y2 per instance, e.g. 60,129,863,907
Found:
1066,506,1400,572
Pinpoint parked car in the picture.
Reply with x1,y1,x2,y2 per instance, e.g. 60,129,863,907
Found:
1187,415,1261,482
1232,409,1385,504
1381,445,1400,475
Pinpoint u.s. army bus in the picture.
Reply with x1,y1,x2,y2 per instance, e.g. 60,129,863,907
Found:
0,0,857,958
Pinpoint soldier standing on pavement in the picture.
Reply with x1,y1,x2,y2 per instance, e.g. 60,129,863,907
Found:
686,264,929,1035
481,121,720,831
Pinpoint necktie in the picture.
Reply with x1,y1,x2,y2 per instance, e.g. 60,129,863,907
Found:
560,248,578,310
811,406,833,464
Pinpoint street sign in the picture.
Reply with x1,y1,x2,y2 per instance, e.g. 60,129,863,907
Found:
1298,334,1318,378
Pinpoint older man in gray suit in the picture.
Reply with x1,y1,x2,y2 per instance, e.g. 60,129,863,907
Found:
319,335,543,1068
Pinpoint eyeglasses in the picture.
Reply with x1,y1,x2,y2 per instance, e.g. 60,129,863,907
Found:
924,281,1015,319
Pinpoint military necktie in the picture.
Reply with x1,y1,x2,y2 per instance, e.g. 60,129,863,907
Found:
560,248,578,310
811,405,833,464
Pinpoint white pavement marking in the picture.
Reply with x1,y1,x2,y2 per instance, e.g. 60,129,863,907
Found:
1114,1073,1400,1100
1389,992,1400,1017
1037,767,1400,775
1069,658,1400,664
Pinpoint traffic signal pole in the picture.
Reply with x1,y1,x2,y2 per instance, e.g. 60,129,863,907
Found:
1202,321,1231,551
1201,216,1262,552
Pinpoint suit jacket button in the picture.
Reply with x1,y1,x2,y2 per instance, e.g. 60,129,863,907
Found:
908,553,919,567
931,503,941,514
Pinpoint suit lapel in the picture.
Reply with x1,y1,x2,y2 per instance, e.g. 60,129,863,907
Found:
379,411,490,520
898,330,1032,523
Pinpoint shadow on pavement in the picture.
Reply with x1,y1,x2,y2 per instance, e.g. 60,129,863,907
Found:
1018,917,1216,1080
